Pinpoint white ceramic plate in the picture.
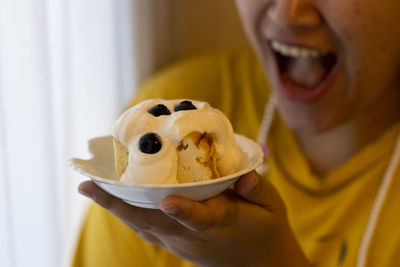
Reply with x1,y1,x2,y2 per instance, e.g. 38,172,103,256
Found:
69,134,263,209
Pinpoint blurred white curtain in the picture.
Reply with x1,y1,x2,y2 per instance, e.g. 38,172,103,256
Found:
0,0,247,266
0,0,135,266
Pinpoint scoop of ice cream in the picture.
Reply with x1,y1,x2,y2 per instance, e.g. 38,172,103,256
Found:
112,99,242,184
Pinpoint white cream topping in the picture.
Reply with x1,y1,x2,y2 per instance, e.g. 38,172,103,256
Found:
112,99,242,184
271,40,327,58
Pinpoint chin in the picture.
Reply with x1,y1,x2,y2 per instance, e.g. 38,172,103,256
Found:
276,97,339,134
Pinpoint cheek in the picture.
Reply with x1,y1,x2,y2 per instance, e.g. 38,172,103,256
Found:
234,0,268,36
324,0,400,99
326,0,400,60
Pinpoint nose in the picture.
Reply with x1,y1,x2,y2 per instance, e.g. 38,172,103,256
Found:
267,0,321,30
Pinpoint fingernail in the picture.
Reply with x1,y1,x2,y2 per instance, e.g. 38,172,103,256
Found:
161,205,179,216
242,173,258,194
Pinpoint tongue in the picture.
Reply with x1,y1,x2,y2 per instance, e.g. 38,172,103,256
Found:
285,57,326,89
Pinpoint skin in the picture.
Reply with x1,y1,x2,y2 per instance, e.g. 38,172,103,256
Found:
235,0,400,174
79,0,400,265
79,172,310,267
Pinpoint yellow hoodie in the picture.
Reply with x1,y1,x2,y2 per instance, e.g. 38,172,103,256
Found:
72,47,400,267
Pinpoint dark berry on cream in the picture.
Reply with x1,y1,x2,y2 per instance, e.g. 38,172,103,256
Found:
139,133,162,154
148,104,171,117
174,100,197,112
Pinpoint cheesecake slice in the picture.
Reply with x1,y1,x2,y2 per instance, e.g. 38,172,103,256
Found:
112,132,219,183
113,138,129,179
177,132,219,183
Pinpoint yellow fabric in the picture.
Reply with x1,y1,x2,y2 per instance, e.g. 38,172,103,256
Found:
72,47,400,267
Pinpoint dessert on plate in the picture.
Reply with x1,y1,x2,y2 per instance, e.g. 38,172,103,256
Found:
112,99,242,185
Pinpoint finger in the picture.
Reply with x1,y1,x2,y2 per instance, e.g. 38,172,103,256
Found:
160,194,235,232
78,180,137,218
78,181,159,230
135,230,164,247
233,171,284,212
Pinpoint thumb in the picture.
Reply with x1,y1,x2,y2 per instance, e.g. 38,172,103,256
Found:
160,193,235,232
160,196,215,232
234,170,285,212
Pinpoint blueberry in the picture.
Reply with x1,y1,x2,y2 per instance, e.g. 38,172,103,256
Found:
139,132,162,154
174,100,197,112
148,104,171,117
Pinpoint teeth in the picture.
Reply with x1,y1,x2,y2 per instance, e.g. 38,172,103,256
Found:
271,41,327,58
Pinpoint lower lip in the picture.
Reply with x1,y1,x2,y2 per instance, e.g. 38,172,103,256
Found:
271,48,340,103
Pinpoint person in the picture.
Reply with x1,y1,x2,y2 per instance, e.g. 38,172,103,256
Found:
73,0,400,266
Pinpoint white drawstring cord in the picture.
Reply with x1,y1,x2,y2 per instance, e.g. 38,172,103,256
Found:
355,132,400,267
257,94,277,147
257,95,400,267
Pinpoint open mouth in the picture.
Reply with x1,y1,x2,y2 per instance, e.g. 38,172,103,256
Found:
270,40,338,102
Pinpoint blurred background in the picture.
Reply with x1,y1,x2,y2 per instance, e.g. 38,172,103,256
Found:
0,0,247,266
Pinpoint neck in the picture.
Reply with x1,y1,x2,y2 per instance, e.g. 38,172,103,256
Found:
295,87,400,177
